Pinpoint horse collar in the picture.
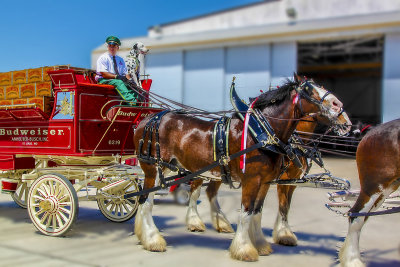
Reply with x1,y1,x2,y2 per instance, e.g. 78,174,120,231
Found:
229,82,302,168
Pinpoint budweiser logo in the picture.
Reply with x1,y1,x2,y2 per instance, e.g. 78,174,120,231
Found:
0,128,65,136
117,111,137,117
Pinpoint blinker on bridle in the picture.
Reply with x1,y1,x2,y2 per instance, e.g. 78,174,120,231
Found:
294,80,333,115
294,80,346,125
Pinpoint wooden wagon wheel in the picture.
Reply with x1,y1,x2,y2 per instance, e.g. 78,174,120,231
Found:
11,181,29,209
27,173,78,237
96,180,140,222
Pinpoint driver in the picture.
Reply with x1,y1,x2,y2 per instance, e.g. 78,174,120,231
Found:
96,36,137,104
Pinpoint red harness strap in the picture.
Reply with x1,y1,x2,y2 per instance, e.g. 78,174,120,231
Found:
361,124,371,133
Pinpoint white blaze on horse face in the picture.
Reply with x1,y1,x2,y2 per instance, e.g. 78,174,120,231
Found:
313,84,343,115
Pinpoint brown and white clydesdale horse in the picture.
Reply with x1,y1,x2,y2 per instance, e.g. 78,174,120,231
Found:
340,119,400,267
133,75,347,261
185,112,352,245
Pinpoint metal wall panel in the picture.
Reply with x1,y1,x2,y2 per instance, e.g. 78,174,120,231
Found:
225,45,271,109
146,51,183,102
146,43,297,111
271,42,297,86
382,33,400,122
183,48,224,111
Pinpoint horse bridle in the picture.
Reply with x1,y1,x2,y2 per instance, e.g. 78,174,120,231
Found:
295,80,348,136
295,80,344,117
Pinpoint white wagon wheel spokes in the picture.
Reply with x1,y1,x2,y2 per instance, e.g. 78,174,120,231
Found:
97,180,140,222
28,174,78,237
11,181,29,208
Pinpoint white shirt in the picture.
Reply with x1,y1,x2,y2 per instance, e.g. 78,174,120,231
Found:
96,52,127,80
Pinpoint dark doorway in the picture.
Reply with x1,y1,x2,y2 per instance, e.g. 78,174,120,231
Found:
298,36,383,124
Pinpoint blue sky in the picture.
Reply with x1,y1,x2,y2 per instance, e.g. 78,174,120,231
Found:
0,0,261,72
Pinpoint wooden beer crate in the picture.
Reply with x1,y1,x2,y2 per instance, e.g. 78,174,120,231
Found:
0,99,13,107
28,96,54,114
5,85,20,99
27,68,43,83
12,70,27,84
20,83,36,98
36,82,52,97
12,98,28,108
0,72,12,86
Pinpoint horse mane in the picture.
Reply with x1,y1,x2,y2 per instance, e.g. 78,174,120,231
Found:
252,79,298,109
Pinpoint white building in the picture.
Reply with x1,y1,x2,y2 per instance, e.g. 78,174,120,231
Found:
92,0,400,123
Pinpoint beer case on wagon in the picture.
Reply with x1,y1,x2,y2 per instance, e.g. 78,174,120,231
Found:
0,67,162,236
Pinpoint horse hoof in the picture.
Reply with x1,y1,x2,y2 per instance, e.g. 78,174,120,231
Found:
213,215,234,233
273,229,298,246
256,243,273,256
187,223,206,232
215,223,234,233
340,259,365,267
229,243,259,262
186,213,206,232
143,234,167,252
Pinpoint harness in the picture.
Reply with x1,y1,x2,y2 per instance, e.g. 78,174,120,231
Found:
212,116,240,189
129,79,341,198
137,110,188,188
230,83,303,169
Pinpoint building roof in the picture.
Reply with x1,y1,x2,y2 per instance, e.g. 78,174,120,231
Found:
92,9,400,55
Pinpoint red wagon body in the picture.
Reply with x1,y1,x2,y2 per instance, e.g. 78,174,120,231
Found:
0,69,161,168
0,68,163,236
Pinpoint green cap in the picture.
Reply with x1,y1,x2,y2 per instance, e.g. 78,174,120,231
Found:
105,36,121,46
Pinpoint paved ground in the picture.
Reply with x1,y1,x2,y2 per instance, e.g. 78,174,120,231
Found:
0,157,399,267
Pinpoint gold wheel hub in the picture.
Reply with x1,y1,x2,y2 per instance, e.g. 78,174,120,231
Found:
39,196,58,213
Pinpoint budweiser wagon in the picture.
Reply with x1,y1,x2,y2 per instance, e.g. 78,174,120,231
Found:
0,67,162,236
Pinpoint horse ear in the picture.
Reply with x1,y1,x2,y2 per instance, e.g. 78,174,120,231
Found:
293,73,302,83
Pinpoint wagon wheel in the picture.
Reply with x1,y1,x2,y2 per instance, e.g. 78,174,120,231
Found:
97,180,140,222
27,173,78,237
11,181,29,208
173,184,191,206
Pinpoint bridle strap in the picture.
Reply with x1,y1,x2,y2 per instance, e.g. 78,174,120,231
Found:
320,91,331,103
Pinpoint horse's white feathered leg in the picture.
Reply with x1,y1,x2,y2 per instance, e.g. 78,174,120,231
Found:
249,212,273,255
229,206,259,261
135,173,166,252
272,212,297,246
186,186,206,232
210,195,234,233
340,215,366,267
340,191,387,267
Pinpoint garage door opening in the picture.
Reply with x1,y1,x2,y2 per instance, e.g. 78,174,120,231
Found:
298,36,383,124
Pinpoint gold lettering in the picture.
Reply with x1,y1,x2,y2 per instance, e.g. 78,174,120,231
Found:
117,111,137,117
